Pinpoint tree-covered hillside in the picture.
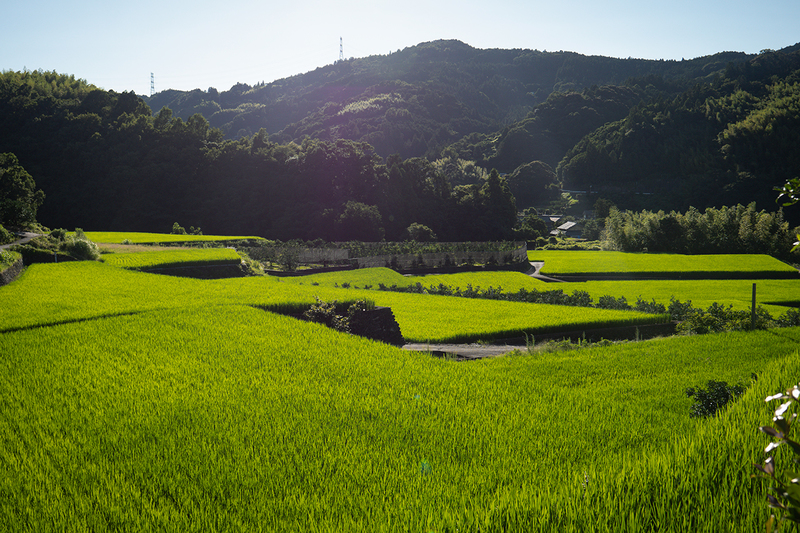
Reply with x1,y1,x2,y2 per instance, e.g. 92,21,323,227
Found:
2,40,799,241
556,50,800,216
0,70,520,241
143,40,751,159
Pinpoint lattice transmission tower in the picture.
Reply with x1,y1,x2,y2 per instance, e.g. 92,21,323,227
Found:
339,37,343,61
150,73,155,97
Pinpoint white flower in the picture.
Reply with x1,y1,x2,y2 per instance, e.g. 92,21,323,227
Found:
775,401,793,417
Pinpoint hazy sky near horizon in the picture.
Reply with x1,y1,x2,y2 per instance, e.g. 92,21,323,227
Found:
4,0,799,96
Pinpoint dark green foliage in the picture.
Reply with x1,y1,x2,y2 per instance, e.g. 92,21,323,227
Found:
302,298,374,334
667,297,695,321
10,228,98,263
3,47,800,241
171,222,202,236
0,223,13,245
676,302,776,334
11,244,70,264
603,204,799,260
0,153,44,228
143,40,740,157
634,297,667,315
405,223,437,242
303,298,351,333
62,238,99,261
596,295,631,310
557,50,800,222
335,202,385,242
685,380,746,418
171,222,187,235
514,213,549,241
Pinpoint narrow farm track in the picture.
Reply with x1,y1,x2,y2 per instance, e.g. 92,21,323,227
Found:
0,232,41,250
526,261,566,282
402,343,519,360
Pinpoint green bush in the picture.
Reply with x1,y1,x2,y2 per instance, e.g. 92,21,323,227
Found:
0,249,20,269
0,223,13,245
11,244,67,264
677,302,776,334
49,228,67,241
685,380,746,418
62,237,100,261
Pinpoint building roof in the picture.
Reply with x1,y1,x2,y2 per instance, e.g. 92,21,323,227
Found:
556,221,579,231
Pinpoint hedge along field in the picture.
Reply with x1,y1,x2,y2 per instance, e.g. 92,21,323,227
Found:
528,250,798,275
286,267,800,318
577,278,800,315
2,301,799,531
397,271,551,294
341,289,667,343
101,247,242,270
0,262,666,343
84,231,265,244
284,268,550,292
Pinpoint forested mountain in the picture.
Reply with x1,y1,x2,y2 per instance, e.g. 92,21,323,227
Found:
0,70,517,241
2,39,800,242
144,40,750,160
557,49,800,215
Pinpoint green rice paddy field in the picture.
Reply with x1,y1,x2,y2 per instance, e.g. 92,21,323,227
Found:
101,247,242,270
84,231,264,244
287,266,800,316
527,250,799,275
2,249,800,531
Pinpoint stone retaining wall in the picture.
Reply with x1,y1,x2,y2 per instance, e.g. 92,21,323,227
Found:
250,242,527,271
0,258,24,287
352,244,528,270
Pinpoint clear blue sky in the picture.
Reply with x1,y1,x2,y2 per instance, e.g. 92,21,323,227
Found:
3,0,799,96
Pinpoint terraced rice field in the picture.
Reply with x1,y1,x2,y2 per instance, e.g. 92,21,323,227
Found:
2,250,799,531
85,231,264,244
528,250,798,276
101,247,242,270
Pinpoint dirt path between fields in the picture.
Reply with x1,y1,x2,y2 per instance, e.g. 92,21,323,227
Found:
0,232,42,250
526,261,566,282
402,343,521,361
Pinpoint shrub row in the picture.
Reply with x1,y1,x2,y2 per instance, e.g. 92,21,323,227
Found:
375,281,800,333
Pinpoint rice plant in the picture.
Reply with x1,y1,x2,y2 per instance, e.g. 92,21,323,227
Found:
529,250,797,275
1,302,798,531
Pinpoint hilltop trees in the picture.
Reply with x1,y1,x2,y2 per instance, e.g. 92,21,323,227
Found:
4,46,800,246
0,69,525,242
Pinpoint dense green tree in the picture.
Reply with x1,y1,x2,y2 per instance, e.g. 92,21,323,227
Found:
479,169,517,238
0,153,44,227
603,203,799,259
405,222,437,242
505,161,559,209
334,201,385,241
